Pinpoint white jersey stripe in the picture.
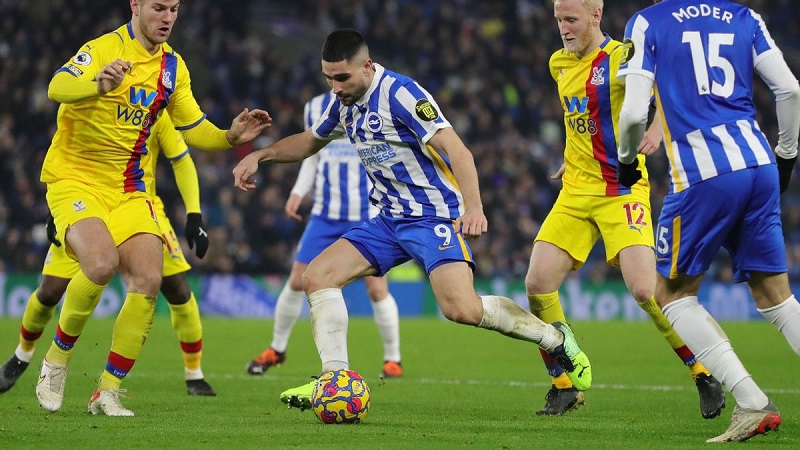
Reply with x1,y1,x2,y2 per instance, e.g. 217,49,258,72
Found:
738,120,772,165
687,130,718,181
712,125,747,172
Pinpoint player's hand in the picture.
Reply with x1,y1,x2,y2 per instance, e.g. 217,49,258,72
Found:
46,214,61,247
185,213,209,259
232,153,262,191
96,59,131,95
638,127,663,156
454,209,488,240
617,159,642,187
776,153,797,194
226,108,272,146
285,193,304,221
550,162,566,180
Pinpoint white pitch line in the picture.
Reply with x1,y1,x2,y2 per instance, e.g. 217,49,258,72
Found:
200,373,800,395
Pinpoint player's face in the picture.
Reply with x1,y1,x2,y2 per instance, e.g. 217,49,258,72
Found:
321,57,373,107
554,0,600,57
131,0,180,48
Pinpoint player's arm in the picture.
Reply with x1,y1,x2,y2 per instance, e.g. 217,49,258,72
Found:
178,110,272,151
428,127,487,239
232,129,328,191
638,108,663,157
755,52,800,192
616,73,653,186
286,153,319,221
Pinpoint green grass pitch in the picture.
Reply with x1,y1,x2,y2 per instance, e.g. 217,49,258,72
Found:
0,317,797,448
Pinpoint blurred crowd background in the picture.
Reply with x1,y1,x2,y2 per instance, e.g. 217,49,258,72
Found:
1,0,799,282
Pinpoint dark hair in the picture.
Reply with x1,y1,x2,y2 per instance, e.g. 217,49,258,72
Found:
321,29,368,63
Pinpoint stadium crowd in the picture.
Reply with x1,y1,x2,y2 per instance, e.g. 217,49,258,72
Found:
1,0,799,281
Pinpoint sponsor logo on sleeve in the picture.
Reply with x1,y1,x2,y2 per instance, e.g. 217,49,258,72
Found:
415,99,439,121
73,51,92,66
66,64,84,77
620,38,635,66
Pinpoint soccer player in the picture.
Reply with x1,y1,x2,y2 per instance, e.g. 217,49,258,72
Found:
36,0,269,416
246,91,403,379
525,0,724,417
0,113,216,398
232,29,593,410
617,0,800,442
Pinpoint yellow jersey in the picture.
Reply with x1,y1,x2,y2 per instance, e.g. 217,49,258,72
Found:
549,36,649,197
42,22,204,193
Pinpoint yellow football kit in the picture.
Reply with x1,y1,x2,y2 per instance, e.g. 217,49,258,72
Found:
44,113,193,277
537,36,653,266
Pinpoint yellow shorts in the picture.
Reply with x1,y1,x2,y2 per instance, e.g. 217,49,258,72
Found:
535,190,654,269
42,195,191,278
46,179,162,259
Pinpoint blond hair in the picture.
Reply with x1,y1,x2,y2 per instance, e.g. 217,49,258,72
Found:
553,0,604,9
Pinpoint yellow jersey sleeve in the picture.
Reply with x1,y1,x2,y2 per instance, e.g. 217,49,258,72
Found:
166,52,205,130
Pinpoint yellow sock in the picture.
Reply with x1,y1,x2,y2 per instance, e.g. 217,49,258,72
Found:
45,271,106,365
19,290,57,353
168,293,204,372
97,293,156,391
639,296,703,371
529,292,571,387
689,360,711,379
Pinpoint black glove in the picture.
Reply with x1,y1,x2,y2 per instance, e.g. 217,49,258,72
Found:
185,213,209,259
777,155,797,194
46,214,61,247
616,159,642,187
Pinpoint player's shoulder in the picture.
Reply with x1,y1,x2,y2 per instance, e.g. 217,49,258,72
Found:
548,48,573,75
86,24,129,52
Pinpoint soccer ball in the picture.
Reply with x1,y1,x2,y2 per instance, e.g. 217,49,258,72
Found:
311,369,371,424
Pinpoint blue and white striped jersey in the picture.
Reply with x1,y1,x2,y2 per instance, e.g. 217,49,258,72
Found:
618,0,780,193
310,63,463,219
293,92,375,221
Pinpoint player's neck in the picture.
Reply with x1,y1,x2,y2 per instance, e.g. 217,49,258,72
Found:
129,22,161,55
575,30,606,59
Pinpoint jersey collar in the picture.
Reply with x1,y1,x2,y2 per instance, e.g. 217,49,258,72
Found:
354,63,384,107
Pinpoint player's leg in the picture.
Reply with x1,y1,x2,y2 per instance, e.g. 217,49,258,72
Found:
524,240,581,414
37,210,118,412
525,193,596,413
0,271,69,393
155,205,216,396
618,244,724,419
750,272,800,355
161,273,216,396
428,260,590,390
246,262,305,375
737,167,800,356
364,275,402,377
89,195,163,416
280,237,378,409
658,170,779,442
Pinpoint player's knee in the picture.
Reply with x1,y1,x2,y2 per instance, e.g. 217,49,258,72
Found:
524,271,551,296
161,276,191,304
82,257,118,285
129,270,163,297
366,285,388,302
36,286,65,306
630,284,654,304
439,300,482,326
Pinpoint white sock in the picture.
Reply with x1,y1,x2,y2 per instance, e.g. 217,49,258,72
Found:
270,284,305,353
663,296,769,410
371,294,401,362
15,345,35,363
184,368,204,381
758,295,800,356
308,288,349,372
14,344,33,363
478,295,560,351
